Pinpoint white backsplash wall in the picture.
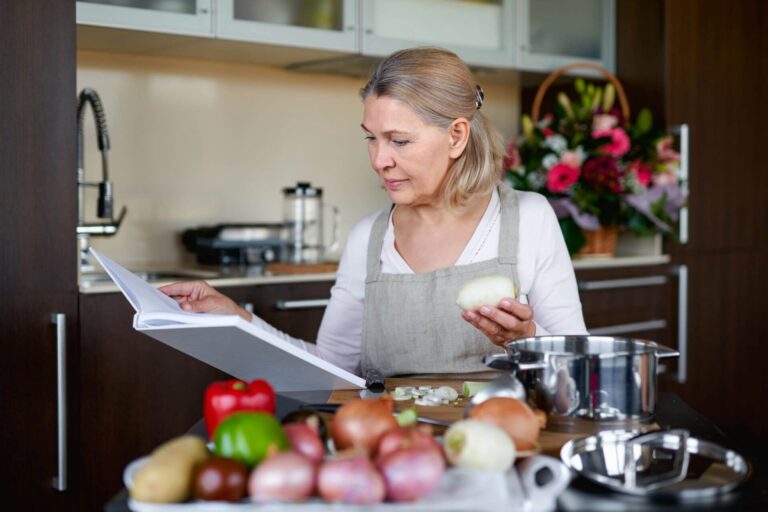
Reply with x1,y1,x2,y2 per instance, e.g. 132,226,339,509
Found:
77,51,520,268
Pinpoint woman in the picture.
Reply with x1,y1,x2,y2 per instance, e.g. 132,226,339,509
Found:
161,48,587,377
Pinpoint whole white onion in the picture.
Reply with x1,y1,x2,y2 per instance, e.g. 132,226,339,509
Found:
443,419,516,471
456,275,517,311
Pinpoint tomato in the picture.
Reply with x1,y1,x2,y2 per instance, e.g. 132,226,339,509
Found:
193,457,248,502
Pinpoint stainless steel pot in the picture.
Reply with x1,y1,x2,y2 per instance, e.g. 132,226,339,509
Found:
483,336,679,421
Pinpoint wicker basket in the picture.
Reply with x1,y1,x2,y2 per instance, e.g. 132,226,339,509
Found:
531,62,630,258
531,61,631,123
577,226,619,258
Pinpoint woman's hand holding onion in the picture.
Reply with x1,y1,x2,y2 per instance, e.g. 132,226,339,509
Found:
461,298,536,346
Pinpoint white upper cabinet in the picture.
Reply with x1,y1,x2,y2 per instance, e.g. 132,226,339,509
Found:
216,0,358,53
516,0,615,73
360,0,516,68
76,0,616,74
77,0,213,37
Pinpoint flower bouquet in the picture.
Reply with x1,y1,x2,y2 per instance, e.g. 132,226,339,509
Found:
505,63,686,256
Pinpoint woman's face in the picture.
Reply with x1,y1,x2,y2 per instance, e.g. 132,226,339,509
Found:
362,95,459,207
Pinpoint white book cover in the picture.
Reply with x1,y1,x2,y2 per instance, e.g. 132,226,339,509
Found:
89,248,365,392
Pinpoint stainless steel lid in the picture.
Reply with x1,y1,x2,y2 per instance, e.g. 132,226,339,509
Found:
561,429,751,499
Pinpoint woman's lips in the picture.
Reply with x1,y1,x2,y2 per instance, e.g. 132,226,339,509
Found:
383,178,408,190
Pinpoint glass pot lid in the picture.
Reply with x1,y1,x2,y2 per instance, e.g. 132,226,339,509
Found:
560,429,751,500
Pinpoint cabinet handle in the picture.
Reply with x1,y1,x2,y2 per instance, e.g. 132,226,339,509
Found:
588,319,667,336
578,275,667,291
51,313,67,492
675,265,688,383
671,124,690,244
275,299,330,310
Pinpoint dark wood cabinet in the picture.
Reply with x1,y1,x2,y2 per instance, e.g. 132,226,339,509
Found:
0,1,79,509
616,0,768,438
77,279,332,510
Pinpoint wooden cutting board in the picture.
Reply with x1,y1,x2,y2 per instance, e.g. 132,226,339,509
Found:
266,262,338,275
329,378,658,457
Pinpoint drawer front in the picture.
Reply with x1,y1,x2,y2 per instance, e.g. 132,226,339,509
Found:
576,265,678,358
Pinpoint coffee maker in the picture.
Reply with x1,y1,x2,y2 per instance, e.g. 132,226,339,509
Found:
282,182,339,264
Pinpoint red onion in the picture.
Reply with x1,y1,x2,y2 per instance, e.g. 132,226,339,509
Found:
317,455,385,504
376,425,443,462
377,446,445,502
284,422,325,464
330,398,397,456
248,452,316,503
469,397,541,451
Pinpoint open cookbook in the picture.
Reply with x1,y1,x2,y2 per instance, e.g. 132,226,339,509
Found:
89,248,365,392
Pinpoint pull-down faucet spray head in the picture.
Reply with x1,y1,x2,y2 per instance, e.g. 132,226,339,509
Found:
77,87,113,220
76,88,127,273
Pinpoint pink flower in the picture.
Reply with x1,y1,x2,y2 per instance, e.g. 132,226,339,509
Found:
656,136,680,162
593,128,631,157
653,169,678,186
583,156,623,193
560,150,583,169
629,160,653,186
592,114,618,133
547,163,580,193
503,142,521,170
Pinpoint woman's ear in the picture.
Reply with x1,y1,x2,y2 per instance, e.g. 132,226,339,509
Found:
448,117,471,158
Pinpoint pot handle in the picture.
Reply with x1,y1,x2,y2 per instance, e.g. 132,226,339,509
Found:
653,344,680,359
483,352,548,371
517,455,571,507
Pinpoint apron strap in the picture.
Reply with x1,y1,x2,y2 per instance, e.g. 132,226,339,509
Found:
498,183,520,265
365,207,391,283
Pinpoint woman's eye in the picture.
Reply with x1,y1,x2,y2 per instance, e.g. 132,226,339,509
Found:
364,135,375,142
393,139,410,147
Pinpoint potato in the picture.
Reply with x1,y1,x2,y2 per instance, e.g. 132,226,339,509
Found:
130,435,209,503
456,275,518,311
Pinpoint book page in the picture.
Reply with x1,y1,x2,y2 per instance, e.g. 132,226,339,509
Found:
89,248,186,314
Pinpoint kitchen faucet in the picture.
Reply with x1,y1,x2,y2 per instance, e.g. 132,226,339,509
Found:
76,88,126,272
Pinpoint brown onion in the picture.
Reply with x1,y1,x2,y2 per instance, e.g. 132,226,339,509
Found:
247,452,316,503
317,455,385,504
330,398,397,456
377,446,445,502
469,397,541,451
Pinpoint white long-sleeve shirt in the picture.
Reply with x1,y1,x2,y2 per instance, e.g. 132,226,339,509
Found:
251,188,587,376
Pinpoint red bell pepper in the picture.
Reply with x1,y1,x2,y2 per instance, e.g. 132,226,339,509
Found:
204,379,276,437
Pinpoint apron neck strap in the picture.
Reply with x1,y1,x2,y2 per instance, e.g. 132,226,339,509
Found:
497,183,520,265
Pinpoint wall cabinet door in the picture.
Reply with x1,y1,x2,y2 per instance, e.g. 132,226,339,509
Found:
360,0,516,68
516,0,615,73
217,0,358,52
77,0,214,36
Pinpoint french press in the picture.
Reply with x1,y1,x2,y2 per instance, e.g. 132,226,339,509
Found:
282,182,339,264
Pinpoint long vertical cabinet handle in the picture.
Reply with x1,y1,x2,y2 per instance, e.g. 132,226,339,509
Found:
672,124,690,244
676,266,688,384
51,313,67,491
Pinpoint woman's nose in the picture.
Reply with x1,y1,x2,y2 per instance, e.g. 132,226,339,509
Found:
370,142,394,172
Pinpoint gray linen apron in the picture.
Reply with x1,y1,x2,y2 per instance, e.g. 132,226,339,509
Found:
361,183,521,377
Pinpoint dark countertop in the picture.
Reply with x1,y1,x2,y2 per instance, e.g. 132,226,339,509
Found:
106,393,768,511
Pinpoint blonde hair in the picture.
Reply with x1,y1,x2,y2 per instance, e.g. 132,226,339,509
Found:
360,47,504,209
